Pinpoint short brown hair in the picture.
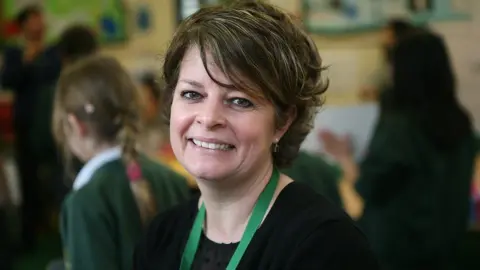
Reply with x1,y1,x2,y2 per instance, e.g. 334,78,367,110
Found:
162,1,327,168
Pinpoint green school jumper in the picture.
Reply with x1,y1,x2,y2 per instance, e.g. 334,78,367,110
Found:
61,147,190,270
356,113,476,269
282,151,342,207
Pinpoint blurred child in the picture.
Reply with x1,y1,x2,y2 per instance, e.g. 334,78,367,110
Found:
137,73,165,157
137,74,197,187
33,25,100,231
52,53,190,269
139,73,162,126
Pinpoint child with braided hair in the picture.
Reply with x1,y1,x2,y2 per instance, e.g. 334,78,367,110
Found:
52,55,190,270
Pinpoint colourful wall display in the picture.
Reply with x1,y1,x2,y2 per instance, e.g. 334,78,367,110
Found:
302,0,472,34
2,0,127,43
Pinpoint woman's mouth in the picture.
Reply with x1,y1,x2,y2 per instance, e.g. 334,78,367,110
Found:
189,138,235,151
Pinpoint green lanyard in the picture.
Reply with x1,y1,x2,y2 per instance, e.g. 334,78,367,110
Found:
179,168,280,270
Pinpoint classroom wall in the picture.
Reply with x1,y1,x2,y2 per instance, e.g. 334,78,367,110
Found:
104,0,480,129
102,0,176,75
103,0,382,102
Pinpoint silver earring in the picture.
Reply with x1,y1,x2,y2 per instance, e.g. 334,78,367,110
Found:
273,142,279,153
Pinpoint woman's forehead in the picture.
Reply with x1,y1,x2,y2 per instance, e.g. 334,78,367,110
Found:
180,47,227,81
178,48,234,93
178,46,268,102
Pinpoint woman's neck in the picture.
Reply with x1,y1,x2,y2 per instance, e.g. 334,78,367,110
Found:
197,164,289,244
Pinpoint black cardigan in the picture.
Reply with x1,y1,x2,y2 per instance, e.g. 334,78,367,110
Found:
134,182,379,269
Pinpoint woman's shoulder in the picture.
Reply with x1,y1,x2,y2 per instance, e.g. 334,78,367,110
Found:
267,182,362,241
267,183,358,243
272,182,350,223
255,183,379,268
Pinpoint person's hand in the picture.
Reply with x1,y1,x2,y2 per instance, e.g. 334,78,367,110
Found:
319,130,359,185
23,42,42,62
318,130,352,162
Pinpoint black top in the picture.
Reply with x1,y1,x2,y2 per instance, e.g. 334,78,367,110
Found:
192,232,238,270
134,182,379,269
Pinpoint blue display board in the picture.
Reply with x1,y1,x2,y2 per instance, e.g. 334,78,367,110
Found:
302,0,472,34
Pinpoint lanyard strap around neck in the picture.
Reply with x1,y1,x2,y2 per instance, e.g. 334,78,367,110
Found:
180,168,280,270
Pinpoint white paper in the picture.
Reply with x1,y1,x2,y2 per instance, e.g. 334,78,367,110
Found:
301,103,380,161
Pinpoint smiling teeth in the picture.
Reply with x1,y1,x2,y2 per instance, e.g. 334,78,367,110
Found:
192,139,232,150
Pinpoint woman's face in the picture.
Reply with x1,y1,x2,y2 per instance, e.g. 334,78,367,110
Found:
169,46,284,182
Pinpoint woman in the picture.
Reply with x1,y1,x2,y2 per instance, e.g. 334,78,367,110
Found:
134,2,378,269
321,32,475,269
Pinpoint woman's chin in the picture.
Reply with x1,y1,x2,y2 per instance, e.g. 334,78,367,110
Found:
187,167,232,184
182,156,238,183
191,172,225,183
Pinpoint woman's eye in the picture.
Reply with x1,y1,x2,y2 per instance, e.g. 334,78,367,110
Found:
180,91,202,100
229,98,254,108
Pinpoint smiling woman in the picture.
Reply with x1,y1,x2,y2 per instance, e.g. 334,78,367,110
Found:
169,46,285,182
134,1,379,269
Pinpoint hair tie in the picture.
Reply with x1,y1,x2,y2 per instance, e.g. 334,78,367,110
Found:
84,103,95,114
127,162,142,182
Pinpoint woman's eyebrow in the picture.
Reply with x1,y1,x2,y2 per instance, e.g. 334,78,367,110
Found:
178,79,204,89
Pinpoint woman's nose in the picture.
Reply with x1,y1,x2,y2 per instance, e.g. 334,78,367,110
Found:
195,98,227,130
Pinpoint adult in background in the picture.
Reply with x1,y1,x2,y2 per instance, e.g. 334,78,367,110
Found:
0,5,61,251
321,32,475,270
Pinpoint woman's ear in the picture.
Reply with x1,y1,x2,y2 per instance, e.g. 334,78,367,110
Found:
274,106,297,141
66,114,88,138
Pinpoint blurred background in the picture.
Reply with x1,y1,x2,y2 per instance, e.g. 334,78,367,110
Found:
0,0,479,269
